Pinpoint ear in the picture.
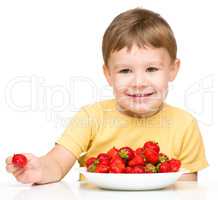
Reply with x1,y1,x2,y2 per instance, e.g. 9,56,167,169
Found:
103,64,112,86
169,59,180,81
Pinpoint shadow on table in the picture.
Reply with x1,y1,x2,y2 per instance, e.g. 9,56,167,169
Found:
78,181,207,200
13,181,78,200
12,181,207,200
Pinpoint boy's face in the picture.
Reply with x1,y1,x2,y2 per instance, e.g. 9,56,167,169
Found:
103,44,180,117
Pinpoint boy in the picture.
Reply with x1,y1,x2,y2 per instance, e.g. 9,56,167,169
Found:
6,8,208,184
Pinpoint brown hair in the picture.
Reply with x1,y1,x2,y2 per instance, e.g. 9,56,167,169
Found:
102,8,177,65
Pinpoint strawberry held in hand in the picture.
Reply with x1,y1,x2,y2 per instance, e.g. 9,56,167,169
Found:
12,154,27,168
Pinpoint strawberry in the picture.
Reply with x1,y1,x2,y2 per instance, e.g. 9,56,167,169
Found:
158,161,171,173
109,157,126,173
128,154,144,167
144,163,157,173
158,153,169,163
118,147,134,161
12,154,27,168
95,164,110,173
97,153,110,165
85,141,182,174
85,157,97,168
144,148,159,164
168,159,181,172
107,147,119,159
143,141,160,154
87,163,97,172
125,166,134,173
135,147,145,158
87,159,99,172
132,166,145,173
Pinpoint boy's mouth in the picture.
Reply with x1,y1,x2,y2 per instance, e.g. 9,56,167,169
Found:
127,92,154,98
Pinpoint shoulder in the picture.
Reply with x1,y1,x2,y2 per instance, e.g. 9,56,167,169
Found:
164,103,197,128
81,98,116,116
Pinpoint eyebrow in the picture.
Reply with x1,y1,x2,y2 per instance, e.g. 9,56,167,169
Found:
145,61,164,66
113,64,130,69
113,61,164,69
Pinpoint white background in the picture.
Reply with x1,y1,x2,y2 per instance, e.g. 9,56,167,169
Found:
0,0,217,183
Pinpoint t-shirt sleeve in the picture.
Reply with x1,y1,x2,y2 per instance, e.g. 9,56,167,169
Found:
178,118,209,173
55,107,95,159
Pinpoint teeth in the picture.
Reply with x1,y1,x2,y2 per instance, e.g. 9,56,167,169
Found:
131,93,152,97
136,94,144,97
129,93,152,97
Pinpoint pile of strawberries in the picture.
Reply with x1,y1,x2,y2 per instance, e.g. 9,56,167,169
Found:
85,141,181,173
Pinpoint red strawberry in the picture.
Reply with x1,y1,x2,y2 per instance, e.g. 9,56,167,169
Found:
95,164,110,173
144,163,157,173
135,147,145,157
87,159,99,172
144,149,159,164
143,141,160,154
107,147,119,159
168,159,181,172
87,163,97,172
158,153,169,163
97,153,110,165
118,147,134,161
12,154,27,168
125,166,134,173
158,161,171,173
109,157,126,173
128,154,144,167
85,157,97,168
132,166,145,173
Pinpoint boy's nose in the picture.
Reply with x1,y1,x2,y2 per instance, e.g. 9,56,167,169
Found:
131,73,149,88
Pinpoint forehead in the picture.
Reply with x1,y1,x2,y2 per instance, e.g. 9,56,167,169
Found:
108,45,171,67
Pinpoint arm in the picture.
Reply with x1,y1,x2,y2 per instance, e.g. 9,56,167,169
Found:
36,144,77,184
6,144,77,185
178,172,197,181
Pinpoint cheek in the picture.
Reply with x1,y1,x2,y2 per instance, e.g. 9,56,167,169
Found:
150,73,169,92
112,75,131,91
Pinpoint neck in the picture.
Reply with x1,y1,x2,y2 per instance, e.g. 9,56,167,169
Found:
116,103,164,119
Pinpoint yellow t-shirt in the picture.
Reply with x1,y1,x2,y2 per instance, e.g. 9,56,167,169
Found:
56,99,208,180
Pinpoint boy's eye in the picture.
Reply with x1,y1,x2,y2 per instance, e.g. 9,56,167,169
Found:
146,67,158,72
119,69,131,73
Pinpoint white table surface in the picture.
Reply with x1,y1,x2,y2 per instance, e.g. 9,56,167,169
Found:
0,180,217,200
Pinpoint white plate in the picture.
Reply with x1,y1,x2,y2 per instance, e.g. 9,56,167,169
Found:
79,167,188,190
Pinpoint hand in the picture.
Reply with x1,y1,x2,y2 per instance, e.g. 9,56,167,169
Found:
5,153,43,184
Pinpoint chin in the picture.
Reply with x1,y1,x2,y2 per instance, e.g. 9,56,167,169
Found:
130,101,162,113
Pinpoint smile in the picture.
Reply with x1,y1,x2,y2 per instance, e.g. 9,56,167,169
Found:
127,92,154,98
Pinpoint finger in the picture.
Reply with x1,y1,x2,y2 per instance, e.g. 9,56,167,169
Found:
15,171,33,184
14,168,25,177
5,156,13,165
6,164,19,173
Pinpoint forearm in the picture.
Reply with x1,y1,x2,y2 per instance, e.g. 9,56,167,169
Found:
35,155,63,184
178,172,197,181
